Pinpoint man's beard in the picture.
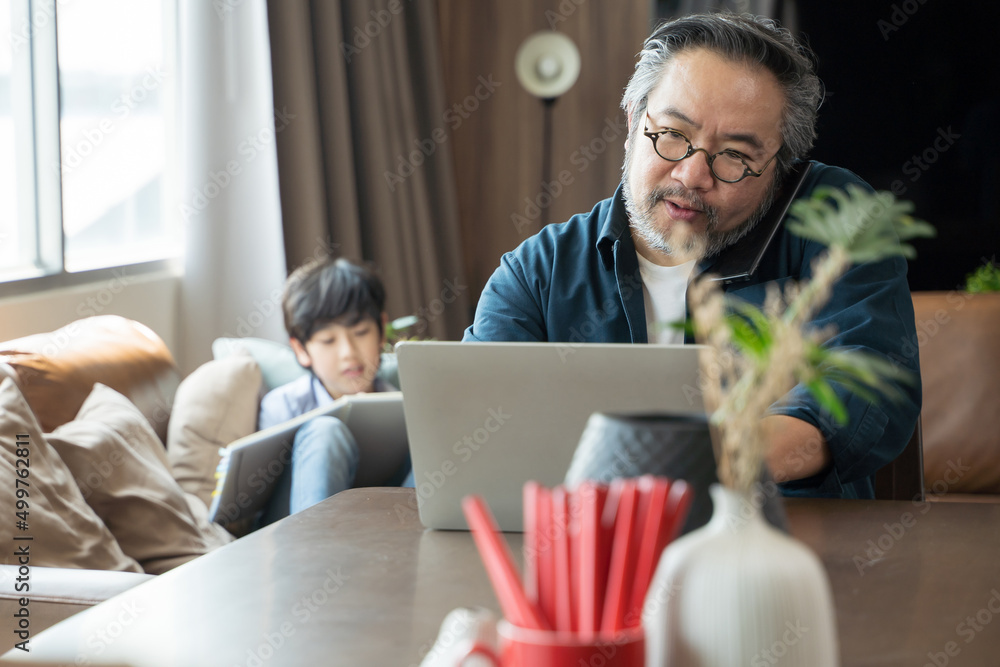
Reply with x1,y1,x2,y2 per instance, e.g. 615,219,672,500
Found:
622,133,778,260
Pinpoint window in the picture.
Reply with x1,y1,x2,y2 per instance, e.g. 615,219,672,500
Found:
0,0,178,284
0,1,32,275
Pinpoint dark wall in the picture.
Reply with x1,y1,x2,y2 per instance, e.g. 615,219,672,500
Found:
796,2,999,290
436,0,652,309
651,2,999,290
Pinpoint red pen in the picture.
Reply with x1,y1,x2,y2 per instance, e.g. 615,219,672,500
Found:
576,481,608,640
536,485,557,629
627,476,673,626
660,480,693,548
552,486,573,632
567,485,583,634
523,481,542,605
600,479,640,635
462,494,549,630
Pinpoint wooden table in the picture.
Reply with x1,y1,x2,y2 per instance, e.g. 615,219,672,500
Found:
3,489,1000,666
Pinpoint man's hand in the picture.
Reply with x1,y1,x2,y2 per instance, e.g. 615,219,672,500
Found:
763,415,831,483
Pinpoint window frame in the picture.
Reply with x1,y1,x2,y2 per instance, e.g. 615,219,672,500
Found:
1,0,180,292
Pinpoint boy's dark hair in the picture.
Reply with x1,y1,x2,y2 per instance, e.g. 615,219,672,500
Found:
282,256,386,343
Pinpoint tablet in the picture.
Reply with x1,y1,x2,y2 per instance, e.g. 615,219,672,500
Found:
209,392,407,525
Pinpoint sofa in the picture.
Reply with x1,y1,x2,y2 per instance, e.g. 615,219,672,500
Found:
0,316,227,644
0,315,402,646
911,291,1000,499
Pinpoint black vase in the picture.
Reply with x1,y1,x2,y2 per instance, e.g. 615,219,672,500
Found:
563,412,787,535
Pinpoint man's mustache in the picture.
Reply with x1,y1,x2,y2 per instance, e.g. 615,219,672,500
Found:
643,186,720,228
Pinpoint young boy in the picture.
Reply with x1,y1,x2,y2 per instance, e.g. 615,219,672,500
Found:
257,256,397,523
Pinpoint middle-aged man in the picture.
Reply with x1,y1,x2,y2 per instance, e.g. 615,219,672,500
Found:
463,13,921,499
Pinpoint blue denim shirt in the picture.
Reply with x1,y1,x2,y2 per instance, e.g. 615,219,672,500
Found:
464,162,921,499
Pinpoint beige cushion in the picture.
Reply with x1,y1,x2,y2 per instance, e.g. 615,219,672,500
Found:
47,384,233,574
913,292,1000,494
0,378,141,572
167,354,262,507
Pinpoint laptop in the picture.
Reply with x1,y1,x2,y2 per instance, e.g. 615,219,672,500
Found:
209,392,408,525
395,342,705,531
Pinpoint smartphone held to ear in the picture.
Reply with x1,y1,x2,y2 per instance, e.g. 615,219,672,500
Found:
707,161,813,285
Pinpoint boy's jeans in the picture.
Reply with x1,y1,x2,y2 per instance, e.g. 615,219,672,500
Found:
262,415,415,526
262,416,359,524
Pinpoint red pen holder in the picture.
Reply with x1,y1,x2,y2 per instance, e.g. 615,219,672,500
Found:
460,479,690,666
459,622,645,667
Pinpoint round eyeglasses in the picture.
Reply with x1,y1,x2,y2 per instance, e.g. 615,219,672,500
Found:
643,114,780,184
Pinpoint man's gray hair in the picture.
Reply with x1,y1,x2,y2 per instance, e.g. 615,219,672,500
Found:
621,13,823,180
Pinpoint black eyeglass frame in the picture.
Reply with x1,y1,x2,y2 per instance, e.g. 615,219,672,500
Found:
642,113,781,184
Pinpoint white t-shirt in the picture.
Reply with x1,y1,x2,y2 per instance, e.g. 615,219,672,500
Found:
636,253,696,344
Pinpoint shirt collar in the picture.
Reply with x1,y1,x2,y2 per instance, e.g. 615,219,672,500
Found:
597,182,633,270
310,374,335,406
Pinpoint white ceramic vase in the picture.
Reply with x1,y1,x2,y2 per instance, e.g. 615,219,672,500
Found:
643,484,839,667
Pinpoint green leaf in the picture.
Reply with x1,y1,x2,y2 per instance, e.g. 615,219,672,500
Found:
665,318,693,335
694,183,932,445
722,300,775,360
800,343,913,410
726,315,765,358
964,260,1000,293
786,186,935,264
389,315,419,331
805,378,849,425
384,314,433,353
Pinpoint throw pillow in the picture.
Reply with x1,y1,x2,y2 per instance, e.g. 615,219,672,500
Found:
0,378,141,572
212,337,306,393
167,354,262,507
212,336,400,391
47,384,233,575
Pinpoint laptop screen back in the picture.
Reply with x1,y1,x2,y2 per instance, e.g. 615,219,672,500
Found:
396,341,705,530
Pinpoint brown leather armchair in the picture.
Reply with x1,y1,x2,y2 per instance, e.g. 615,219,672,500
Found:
0,316,181,645
912,291,1000,499
0,316,180,440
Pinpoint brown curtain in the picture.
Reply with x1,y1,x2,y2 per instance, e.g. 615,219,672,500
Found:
266,0,470,340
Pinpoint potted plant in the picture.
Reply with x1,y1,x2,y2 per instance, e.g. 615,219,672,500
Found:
964,259,1000,294
643,186,935,666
